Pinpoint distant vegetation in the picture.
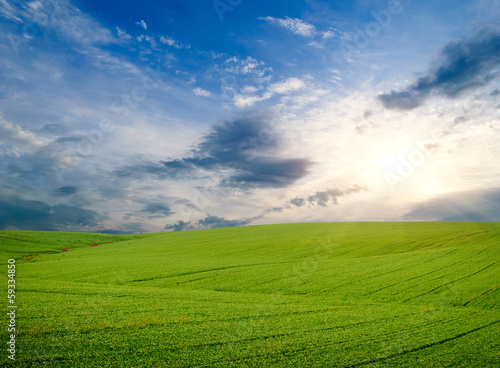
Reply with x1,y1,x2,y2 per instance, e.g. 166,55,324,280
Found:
1,222,499,367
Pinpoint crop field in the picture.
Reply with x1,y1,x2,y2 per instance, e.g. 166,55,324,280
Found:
1,222,499,367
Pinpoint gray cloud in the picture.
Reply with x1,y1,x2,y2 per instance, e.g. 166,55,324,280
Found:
0,195,101,231
141,203,174,217
55,137,82,143
380,26,500,110
98,222,148,234
174,198,199,210
403,188,500,221
198,214,251,229
165,214,252,232
164,220,195,232
290,197,305,207
116,114,312,189
166,184,369,232
302,185,367,207
54,186,79,196
40,124,72,135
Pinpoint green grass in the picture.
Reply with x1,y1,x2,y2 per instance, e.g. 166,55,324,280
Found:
1,222,499,367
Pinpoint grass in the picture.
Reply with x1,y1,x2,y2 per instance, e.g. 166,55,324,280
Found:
1,222,499,367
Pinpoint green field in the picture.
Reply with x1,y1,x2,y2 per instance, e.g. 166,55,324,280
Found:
1,222,499,367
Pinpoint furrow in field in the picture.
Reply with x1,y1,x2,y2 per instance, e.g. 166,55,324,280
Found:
403,259,500,302
363,247,496,296
342,319,500,367
462,285,500,306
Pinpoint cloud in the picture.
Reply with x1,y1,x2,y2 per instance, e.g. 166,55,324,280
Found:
54,186,79,196
321,28,352,40
164,182,370,231
174,198,199,210
165,214,251,231
258,17,350,42
380,26,500,110
160,35,190,49
290,197,306,207
116,26,131,41
0,0,142,77
116,114,312,189
198,214,251,229
137,19,147,30
233,77,306,108
137,34,156,48
0,0,22,22
0,195,101,231
291,185,368,208
193,87,211,97
22,0,116,46
223,56,272,77
99,222,147,234
40,124,71,135
0,117,47,153
259,16,316,37
141,203,174,217
268,77,306,94
403,188,500,221
164,220,194,232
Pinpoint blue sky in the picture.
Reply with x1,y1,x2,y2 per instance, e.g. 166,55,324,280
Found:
1,0,500,233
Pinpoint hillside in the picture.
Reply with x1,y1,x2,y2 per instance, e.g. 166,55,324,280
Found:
1,222,499,367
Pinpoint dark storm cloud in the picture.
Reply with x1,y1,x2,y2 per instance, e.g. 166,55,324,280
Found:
141,203,174,217
0,196,101,231
165,214,251,231
54,186,79,196
403,188,500,221
379,26,500,110
116,114,312,189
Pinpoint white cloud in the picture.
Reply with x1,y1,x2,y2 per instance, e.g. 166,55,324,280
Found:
258,16,351,42
242,85,260,94
116,27,131,41
322,28,352,40
224,56,272,76
258,16,317,37
0,117,47,155
217,56,273,103
21,0,116,46
0,0,22,22
137,19,147,30
138,34,157,48
268,77,305,94
193,87,211,97
160,35,190,49
233,94,268,108
1,1,142,77
233,77,306,108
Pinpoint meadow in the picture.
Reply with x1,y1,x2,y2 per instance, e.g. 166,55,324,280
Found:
1,222,499,367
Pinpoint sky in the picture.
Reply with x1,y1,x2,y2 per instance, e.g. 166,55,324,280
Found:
1,0,500,233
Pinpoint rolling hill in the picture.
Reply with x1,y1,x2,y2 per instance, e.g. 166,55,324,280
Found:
1,222,499,367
